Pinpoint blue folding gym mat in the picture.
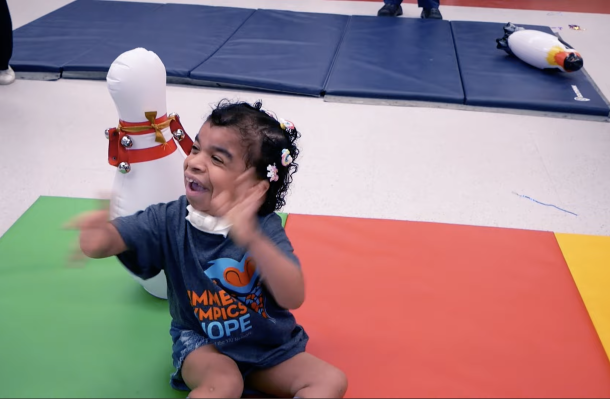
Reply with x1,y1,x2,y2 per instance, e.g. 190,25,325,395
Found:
63,4,255,80
451,21,610,117
324,16,464,104
11,0,161,77
189,9,349,96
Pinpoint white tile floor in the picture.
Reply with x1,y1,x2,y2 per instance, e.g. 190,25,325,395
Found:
1,0,609,238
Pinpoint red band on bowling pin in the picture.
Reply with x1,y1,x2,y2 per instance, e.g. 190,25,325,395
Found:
119,117,165,132
169,113,194,155
107,113,194,167
107,128,178,166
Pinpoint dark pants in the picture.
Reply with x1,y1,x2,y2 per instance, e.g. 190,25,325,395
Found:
1,0,12,70
384,0,440,8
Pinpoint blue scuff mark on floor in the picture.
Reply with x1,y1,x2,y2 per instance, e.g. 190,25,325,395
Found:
512,192,578,216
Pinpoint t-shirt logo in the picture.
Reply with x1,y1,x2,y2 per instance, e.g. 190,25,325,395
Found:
205,254,271,320
187,253,273,342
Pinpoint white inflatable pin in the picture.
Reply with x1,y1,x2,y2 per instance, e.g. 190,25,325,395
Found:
105,48,193,299
497,23,583,72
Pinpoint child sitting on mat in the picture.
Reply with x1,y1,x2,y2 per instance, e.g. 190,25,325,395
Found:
69,100,348,398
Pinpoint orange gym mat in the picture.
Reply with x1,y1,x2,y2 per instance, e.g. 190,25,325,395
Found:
286,214,610,398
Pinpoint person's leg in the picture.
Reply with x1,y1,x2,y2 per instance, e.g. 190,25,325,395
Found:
419,0,442,19
378,0,403,17
245,352,348,398
0,0,13,71
418,0,440,9
181,345,245,399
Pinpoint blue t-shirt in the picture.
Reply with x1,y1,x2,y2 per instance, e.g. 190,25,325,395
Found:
111,195,307,365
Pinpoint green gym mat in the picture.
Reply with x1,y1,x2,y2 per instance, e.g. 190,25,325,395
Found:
0,196,287,398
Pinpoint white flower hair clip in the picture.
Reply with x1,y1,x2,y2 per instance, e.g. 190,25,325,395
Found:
281,149,293,167
267,163,279,182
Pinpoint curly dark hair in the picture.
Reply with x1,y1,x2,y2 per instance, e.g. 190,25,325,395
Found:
205,99,301,215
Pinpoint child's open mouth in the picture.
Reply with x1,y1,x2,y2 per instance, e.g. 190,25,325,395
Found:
186,177,207,193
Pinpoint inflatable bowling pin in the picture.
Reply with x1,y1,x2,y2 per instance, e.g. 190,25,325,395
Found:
104,47,193,299
496,22,583,72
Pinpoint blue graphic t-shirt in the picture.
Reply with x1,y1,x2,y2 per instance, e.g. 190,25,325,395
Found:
111,195,307,366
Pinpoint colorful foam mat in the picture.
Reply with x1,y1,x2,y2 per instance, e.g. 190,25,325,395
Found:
0,196,608,398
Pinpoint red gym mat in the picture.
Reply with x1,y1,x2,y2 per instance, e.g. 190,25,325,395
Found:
286,214,610,398
338,0,610,14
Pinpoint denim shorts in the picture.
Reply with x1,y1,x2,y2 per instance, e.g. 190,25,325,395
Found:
168,323,308,391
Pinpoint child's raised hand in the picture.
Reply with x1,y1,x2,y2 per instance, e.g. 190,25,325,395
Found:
65,209,110,231
63,196,111,266
211,168,268,247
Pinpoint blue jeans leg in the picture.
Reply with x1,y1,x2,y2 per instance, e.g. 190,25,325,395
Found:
418,0,440,8
384,0,440,7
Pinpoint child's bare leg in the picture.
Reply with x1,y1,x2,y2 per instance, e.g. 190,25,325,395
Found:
245,353,348,398
182,345,244,398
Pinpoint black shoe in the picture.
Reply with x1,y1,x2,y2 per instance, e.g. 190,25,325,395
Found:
421,8,442,19
378,4,403,16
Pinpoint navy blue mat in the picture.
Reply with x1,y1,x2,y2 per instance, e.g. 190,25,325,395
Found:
189,9,349,96
11,0,161,75
324,16,464,104
63,4,254,79
451,21,610,117
10,1,609,119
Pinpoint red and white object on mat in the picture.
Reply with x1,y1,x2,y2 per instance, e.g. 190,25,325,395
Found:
104,47,193,299
496,22,584,72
